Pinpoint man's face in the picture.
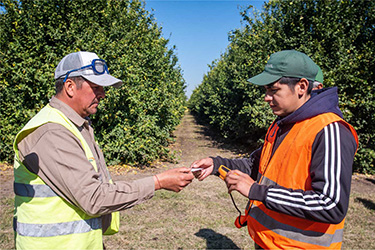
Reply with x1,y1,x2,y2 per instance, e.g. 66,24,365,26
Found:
264,81,303,117
75,80,105,117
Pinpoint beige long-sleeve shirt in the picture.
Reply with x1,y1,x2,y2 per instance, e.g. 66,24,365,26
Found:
17,96,155,229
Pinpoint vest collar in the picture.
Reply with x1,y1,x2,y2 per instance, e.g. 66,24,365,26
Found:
49,96,89,128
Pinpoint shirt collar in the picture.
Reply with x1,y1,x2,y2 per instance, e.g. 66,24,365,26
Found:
49,96,90,128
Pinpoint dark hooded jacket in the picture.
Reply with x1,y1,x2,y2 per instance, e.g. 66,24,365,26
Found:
211,87,357,224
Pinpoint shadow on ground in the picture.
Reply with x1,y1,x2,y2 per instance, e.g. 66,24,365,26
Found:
195,228,241,249
355,197,375,211
365,178,375,185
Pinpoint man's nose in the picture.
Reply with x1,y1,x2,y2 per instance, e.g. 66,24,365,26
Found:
264,93,272,102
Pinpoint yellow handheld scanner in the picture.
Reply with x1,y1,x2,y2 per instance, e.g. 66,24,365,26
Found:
218,165,231,180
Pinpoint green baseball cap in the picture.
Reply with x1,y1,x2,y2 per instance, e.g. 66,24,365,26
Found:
315,65,324,83
248,50,319,86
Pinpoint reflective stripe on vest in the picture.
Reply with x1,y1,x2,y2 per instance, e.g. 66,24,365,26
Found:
246,113,358,249
249,204,343,247
14,183,57,197
13,182,102,237
14,217,101,237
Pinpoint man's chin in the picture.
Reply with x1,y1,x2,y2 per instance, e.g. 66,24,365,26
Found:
87,107,98,116
90,103,99,110
272,110,290,118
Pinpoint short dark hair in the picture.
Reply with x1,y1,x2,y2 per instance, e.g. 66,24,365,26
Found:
55,76,84,94
278,77,313,94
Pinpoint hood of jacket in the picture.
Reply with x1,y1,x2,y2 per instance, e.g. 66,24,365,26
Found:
277,87,343,127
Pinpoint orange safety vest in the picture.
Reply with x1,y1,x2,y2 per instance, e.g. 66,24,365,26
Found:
244,112,358,249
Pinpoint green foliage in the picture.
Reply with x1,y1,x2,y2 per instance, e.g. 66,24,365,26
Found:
189,0,375,174
0,0,186,166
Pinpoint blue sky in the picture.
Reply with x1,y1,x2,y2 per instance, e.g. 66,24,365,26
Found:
144,0,265,98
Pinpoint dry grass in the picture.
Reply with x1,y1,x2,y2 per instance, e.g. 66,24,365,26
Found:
2,174,374,250
0,196,13,249
343,188,375,249
103,176,252,249
1,113,374,249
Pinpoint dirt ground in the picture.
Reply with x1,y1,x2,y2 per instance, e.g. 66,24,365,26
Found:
2,111,374,197
1,112,375,250
0,114,375,250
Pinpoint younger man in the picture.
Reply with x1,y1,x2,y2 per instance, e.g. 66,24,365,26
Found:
192,50,358,249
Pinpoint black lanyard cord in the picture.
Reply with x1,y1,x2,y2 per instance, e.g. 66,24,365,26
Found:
229,192,242,214
229,192,247,227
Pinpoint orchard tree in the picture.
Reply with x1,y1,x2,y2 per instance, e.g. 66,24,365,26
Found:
0,0,186,165
189,0,374,174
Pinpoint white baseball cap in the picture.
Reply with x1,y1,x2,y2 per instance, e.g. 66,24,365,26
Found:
54,51,122,88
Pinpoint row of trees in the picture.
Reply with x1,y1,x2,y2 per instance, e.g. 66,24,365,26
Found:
189,0,375,174
0,0,186,166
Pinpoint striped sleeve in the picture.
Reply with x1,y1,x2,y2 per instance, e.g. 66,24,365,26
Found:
211,147,261,179
256,122,357,224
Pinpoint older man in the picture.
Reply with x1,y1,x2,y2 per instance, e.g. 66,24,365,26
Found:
13,51,194,250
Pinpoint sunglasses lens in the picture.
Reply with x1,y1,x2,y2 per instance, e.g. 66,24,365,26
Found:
94,60,107,74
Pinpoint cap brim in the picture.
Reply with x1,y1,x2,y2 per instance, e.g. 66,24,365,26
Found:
82,74,122,88
248,71,281,86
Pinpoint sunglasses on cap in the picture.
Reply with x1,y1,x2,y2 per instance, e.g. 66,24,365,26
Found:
63,59,109,83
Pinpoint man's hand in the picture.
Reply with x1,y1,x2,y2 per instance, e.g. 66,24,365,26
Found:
190,157,214,181
154,167,194,192
225,170,255,198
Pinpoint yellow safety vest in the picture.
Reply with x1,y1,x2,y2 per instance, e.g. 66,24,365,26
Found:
13,104,119,250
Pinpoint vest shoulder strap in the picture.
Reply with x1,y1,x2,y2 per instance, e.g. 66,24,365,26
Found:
14,104,98,172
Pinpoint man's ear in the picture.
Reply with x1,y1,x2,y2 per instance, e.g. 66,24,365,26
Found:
316,83,323,89
297,78,309,97
63,79,76,98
